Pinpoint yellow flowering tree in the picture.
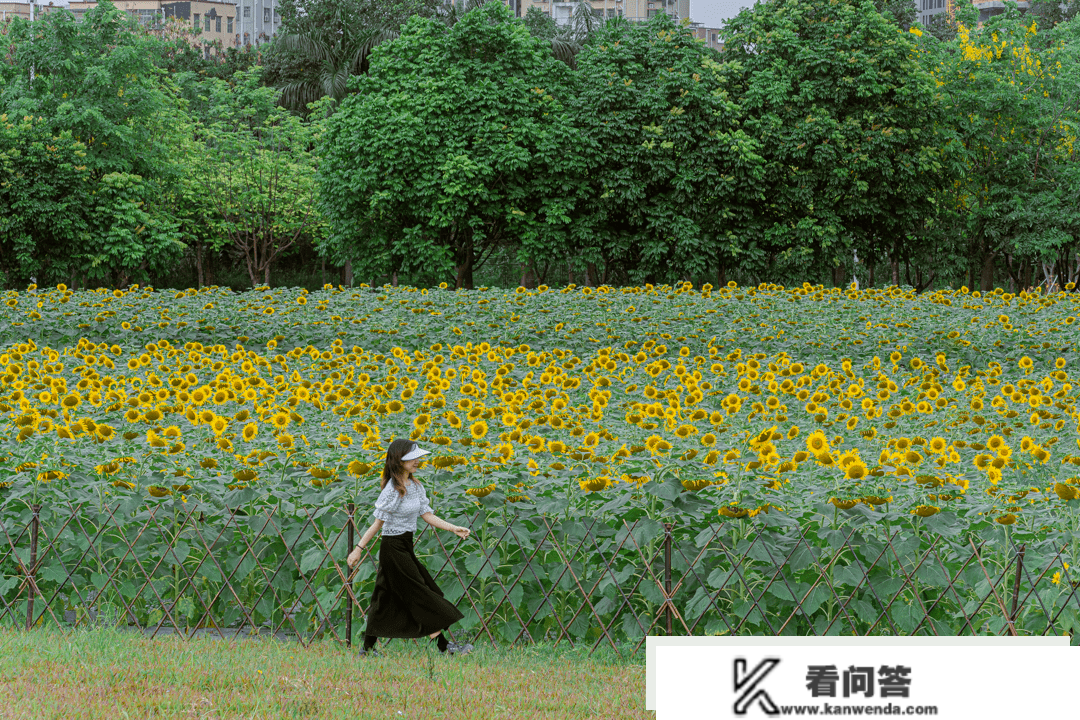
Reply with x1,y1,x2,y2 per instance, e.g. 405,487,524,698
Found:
924,9,1080,291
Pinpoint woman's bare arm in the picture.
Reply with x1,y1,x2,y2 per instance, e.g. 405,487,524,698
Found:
422,513,470,540
358,519,384,548
347,520,383,568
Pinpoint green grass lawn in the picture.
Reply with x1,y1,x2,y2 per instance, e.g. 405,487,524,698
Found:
0,626,646,719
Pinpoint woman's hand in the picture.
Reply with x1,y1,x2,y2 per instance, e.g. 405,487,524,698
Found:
347,544,365,569
452,526,470,541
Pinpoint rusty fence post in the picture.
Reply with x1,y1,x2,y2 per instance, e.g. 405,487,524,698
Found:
346,503,355,649
1010,544,1026,630
663,523,673,635
25,504,41,631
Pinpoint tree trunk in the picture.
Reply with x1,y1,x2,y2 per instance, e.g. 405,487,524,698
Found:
566,260,574,286
392,270,399,287
980,249,995,292
206,250,216,287
344,259,353,287
868,258,875,288
586,262,598,287
519,263,536,289
890,237,900,287
455,237,474,290
320,257,326,287
264,262,270,287
195,241,205,289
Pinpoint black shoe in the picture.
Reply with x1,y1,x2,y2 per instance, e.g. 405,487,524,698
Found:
443,641,473,656
358,647,380,658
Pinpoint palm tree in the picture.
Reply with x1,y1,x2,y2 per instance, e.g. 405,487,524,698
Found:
276,2,400,112
275,0,604,112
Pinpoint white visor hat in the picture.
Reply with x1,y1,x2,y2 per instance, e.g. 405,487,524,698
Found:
401,444,431,461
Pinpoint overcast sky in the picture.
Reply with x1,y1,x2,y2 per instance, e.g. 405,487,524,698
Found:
691,0,756,28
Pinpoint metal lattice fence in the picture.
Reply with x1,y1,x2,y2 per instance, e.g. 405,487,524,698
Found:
3,501,1080,655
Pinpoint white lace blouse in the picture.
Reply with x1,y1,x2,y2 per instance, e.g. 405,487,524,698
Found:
372,479,433,536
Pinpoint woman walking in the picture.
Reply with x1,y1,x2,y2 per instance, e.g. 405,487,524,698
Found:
346,438,473,657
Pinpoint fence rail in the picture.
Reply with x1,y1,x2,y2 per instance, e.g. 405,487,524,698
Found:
2,501,1079,656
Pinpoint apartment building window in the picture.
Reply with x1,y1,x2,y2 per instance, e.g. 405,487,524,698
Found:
647,8,659,17
193,13,200,29
274,10,280,21
227,16,233,32
264,7,270,22
243,6,250,17
215,16,221,31
137,9,155,25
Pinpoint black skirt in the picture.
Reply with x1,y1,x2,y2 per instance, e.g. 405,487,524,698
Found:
364,532,464,639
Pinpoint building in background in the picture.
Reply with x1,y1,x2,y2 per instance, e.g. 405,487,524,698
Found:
0,1,69,20
3,0,279,49
916,0,1032,26
231,0,280,45
513,0,690,25
687,23,722,51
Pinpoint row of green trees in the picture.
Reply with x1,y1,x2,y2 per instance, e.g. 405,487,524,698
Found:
1,0,1078,292
319,1,1080,291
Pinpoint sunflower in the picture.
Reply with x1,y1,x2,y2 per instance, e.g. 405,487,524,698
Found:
270,412,290,430
470,420,488,439
845,460,869,480
806,431,829,454
347,460,371,476
242,423,258,442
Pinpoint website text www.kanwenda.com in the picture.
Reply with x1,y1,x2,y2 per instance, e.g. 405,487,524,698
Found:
778,704,939,715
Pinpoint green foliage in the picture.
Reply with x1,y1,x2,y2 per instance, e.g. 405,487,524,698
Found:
151,17,261,81
318,2,584,289
0,1,186,286
0,117,91,285
270,0,441,113
924,10,1080,291
569,15,763,285
522,5,558,40
195,68,323,288
721,0,948,280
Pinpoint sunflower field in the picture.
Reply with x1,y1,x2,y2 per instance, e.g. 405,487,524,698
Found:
2,281,1080,646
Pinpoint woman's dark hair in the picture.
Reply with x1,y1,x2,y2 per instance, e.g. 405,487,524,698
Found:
381,438,418,496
